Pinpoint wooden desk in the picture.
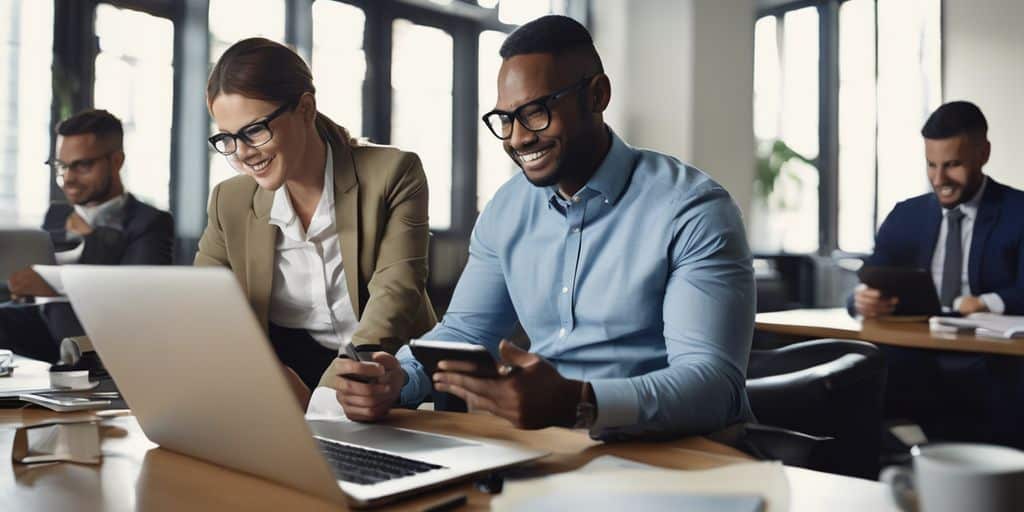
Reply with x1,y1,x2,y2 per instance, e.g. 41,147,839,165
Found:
756,307,1024,356
0,407,897,511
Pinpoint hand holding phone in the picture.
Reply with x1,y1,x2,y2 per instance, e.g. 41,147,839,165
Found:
409,339,500,378
338,343,383,383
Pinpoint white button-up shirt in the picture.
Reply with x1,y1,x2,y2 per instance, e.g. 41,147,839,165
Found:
930,177,1005,313
56,194,127,264
268,147,358,350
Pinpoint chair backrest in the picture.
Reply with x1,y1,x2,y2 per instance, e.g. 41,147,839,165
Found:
746,338,886,479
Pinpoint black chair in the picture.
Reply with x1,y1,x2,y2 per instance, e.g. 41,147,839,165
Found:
745,338,887,479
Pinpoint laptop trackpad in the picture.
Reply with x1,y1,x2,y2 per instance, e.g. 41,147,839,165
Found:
308,420,477,454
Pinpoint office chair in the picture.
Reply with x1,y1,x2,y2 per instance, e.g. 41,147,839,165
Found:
745,338,886,479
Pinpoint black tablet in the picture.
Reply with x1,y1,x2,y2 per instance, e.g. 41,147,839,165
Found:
856,266,945,316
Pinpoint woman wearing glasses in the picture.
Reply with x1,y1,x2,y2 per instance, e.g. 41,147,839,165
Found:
196,38,435,413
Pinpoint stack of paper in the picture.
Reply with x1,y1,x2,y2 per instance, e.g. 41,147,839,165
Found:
491,456,788,512
929,313,1024,339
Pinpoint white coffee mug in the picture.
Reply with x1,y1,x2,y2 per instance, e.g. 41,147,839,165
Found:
881,443,1024,512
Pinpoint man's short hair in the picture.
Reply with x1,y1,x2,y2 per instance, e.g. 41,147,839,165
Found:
499,15,603,73
56,109,124,147
921,101,988,140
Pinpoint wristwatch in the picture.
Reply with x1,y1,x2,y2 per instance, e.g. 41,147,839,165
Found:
573,381,598,429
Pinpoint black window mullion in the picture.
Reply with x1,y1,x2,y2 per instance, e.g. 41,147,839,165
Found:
817,0,839,255
362,2,392,144
451,22,478,234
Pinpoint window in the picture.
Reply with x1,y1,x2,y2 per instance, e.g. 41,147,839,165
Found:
0,0,53,227
390,19,454,230
498,0,565,25
752,8,820,254
312,0,365,138
754,0,941,255
93,4,174,211
837,0,876,253
476,30,517,211
207,0,286,192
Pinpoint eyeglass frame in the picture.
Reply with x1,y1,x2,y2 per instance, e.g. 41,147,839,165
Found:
46,150,117,185
481,75,595,140
208,101,295,156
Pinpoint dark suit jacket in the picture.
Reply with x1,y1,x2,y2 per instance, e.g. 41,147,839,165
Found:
43,194,175,339
849,178,1024,315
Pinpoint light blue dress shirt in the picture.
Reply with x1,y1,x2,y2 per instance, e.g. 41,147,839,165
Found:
397,129,755,439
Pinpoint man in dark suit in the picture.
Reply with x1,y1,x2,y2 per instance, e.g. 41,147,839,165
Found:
850,101,1024,446
0,109,174,362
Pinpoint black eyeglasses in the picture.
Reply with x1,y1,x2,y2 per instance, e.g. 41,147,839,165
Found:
46,151,116,186
481,75,594,140
208,101,295,156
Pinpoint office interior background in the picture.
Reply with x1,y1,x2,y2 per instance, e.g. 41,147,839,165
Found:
1,0,1020,316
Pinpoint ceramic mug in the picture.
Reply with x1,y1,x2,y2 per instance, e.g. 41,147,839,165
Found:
880,443,1024,512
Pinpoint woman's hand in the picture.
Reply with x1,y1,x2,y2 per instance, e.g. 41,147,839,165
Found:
322,353,407,422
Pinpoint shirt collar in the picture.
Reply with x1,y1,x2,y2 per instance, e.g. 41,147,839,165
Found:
73,193,126,228
946,175,987,220
545,127,635,207
269,144,335,236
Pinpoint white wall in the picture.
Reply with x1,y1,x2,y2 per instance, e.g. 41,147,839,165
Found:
943,0,1024,189
591,0,755,220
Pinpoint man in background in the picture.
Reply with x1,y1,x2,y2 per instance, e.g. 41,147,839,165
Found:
0,109,174,361
850,101,1024,447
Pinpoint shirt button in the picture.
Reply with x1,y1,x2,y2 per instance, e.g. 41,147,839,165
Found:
571,227,580,233
572,196,581,203
561,286,569,294
558,328,567,338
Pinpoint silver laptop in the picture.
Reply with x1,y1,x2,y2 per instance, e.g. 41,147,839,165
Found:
62,265,546,508
0,229,56,294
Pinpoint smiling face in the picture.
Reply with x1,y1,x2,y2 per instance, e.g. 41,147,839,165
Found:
56,133,124,206
210,93,312,191
496,53,601,188
924,133,989,208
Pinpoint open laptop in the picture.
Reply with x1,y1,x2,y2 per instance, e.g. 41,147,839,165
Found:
61,265,546,508
0,229,56,296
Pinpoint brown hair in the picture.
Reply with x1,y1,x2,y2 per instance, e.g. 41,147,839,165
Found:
56,109,124,148
207,37,351,145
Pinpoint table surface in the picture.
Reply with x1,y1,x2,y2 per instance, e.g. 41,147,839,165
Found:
756,307,1024,356
0,407,898,512
0,353,897,511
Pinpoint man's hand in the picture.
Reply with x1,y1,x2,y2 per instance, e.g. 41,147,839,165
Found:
66,212,93,236
322,352,405,422
433,340,580,429
958,295,989,315
8,268,57,300
854,284,899,318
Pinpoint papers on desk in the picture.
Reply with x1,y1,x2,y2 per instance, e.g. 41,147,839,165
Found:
930,313,1024,339
491,456,788,512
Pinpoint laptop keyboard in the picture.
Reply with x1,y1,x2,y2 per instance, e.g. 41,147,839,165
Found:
315,438,445,485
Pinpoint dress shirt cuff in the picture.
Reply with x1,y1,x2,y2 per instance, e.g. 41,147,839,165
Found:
306,386,347,420
588,378,640,434
396,345,430,407
980,293,1006,314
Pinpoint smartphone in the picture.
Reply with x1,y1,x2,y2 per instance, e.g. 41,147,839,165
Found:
409,339,499,378
338,343,383,384
20,392,112,412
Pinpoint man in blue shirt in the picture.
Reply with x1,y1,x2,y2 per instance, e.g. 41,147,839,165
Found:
328,15,755,439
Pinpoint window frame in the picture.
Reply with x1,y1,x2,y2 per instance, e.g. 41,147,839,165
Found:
756,0,840,256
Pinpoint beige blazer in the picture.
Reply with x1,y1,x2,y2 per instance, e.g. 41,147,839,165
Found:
195,116,436,354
